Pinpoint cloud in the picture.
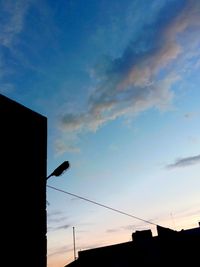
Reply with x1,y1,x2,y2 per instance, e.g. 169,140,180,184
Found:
47,210,62,217
184,112,199,120
60,0,200,138
48,245,72,257
167,154,200,169
47,210,71,232
78,241,106,251
55,139,81,155
0,0,32,94
106,222,154,233
122,222,151,231
0,83,15,94
47,223,71,232
106,228,120,233
48,216,68,224
0,0,31,48
54,224,71,231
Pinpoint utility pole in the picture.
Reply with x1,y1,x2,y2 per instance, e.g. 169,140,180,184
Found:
73,227,76,260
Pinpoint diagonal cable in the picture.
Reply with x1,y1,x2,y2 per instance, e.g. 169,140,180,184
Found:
47,185,159,226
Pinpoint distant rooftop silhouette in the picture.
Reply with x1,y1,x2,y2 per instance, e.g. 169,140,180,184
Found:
64,224,200,267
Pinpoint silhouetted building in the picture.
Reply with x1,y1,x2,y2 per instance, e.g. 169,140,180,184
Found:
1,94,47,267
64,225,200,267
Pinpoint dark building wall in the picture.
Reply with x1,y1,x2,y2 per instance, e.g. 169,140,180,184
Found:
0,94,47,267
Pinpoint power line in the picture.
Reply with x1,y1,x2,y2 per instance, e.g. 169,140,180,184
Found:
47,185,158,227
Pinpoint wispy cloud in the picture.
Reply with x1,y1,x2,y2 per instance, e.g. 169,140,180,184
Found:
0,0,31,48
0,83,15,94
59,0,200,150
47,223,71,232
48,245,72,257
106,228,120,233
55,224,71,231
184,112,199,120
122,222,153,231
0,0,32,94
106,222,154,234
77,241,106,251
48,216,68,224
167,154,200,169
47,210,71,232
55,139,81,155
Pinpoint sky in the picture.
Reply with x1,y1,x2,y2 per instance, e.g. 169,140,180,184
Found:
0,0,200,266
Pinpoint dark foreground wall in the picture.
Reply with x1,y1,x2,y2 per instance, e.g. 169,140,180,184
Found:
0,94,47,267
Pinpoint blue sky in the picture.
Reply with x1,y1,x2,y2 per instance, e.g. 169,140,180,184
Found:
1,0,200,266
